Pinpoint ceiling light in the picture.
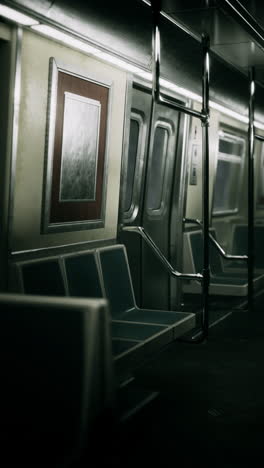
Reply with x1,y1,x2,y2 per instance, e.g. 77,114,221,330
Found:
31,24,151,81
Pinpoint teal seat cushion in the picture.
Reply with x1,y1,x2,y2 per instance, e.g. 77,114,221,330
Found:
99,247,135,317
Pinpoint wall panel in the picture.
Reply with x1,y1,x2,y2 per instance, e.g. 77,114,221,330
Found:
11,30,127,252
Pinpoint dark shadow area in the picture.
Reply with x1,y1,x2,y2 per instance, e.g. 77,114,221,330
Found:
81,293,264,468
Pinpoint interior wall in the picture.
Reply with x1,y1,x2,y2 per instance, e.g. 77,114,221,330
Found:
11,29,127,252
184,102,219,223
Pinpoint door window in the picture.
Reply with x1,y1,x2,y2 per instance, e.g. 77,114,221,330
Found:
213,130,245,215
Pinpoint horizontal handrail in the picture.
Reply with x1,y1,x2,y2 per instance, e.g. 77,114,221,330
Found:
183,218,248,261
122,226,203,282
157,94,206,121
255,133,264,142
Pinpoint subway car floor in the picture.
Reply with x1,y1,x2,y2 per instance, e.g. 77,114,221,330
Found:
82,293,264,468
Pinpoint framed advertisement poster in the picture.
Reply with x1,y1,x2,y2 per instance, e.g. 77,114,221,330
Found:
42,57,111,233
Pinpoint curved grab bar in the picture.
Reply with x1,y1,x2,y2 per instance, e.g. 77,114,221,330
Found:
183,218,248,262
122,225,203,282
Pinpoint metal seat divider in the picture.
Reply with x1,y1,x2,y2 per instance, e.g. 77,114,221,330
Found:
123,0,211,342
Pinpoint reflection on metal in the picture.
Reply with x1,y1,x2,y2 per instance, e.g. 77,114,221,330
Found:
150,0,210,340
122,226,203,282
248,67,255,311
60,92,100,202
184,218,248,261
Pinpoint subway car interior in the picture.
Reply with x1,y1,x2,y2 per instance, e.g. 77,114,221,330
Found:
2,0,264,466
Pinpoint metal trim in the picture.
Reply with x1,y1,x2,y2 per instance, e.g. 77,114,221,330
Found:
123,111,147,222
7,25,22,255
117,73,133,228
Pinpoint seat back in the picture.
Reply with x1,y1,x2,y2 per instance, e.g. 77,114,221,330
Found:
188,231,203,273
232,224,247,256
209,228,225,274
13,256,66,296
63,250,104,298
97,245,136,317
187,229,224,275
0,293,113,466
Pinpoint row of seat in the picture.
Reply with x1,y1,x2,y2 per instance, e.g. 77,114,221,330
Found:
10,244,196,378
183,228,264,296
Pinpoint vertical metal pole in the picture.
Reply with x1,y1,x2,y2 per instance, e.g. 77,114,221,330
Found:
201,34,210,338
138,0,161,304
140,0,161,224
248,67,255,312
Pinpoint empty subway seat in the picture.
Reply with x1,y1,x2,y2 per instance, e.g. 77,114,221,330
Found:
0,293,114,466
11,246,195,379
97,244,196,375
183,229,264,296
63,250,104,298
10,256,66,296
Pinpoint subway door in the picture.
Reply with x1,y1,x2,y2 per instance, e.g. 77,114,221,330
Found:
142,98,183,310
121,83,185,310
121,84,152,305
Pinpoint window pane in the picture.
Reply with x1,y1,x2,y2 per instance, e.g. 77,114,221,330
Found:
213,131,245,214
219,138,243,156
147,126,169,210
124,119,140,212
213,160,240,212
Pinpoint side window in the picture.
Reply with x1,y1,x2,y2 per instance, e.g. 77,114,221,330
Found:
124,112,144,219
212,129,245,215
146,122,171,213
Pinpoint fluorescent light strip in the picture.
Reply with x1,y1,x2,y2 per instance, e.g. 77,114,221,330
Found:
0,4,38,26
31,24,151,81
31,24,264,130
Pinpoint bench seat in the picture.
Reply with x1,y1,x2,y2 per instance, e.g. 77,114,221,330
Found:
10,244,196,380
183,229,264,296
